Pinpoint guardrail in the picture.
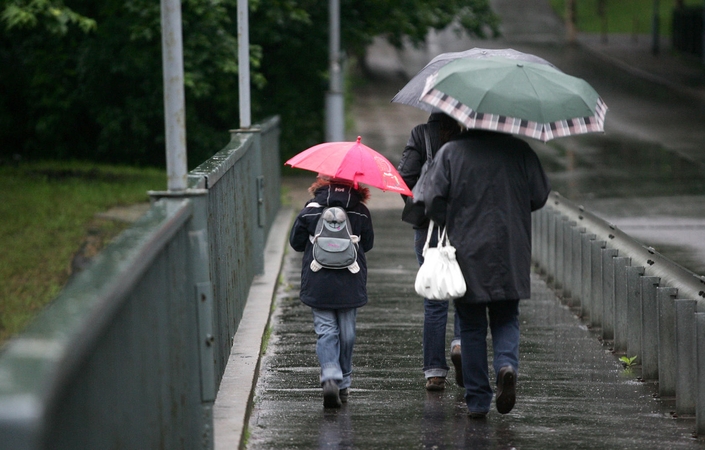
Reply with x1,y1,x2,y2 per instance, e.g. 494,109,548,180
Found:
532,191,705,434
0,117,281,449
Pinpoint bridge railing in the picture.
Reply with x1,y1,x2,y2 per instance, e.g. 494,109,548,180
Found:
533,191,705,434
0,117,281,450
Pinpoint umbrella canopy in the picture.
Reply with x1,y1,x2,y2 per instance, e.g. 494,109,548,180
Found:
285,136,413,196
391,48,558,112
420,56,608,142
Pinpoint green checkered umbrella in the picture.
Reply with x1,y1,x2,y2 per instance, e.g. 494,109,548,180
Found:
420,56,607,142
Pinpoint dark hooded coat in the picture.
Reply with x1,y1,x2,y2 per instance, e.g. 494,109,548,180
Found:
423,130,551,303
289,183,374,309
397,112,448,229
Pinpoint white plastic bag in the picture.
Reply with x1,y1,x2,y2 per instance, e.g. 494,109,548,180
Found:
414,221,467,300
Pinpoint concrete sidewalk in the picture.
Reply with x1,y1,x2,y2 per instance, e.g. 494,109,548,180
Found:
244,209,702,449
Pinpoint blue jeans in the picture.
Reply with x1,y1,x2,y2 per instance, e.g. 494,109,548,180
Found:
311,308,357,390
454,299,520,413
415,228,461,378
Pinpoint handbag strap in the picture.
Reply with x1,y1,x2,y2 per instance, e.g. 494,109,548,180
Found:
423,219,437,255
438,225,447,248
423,219,447,256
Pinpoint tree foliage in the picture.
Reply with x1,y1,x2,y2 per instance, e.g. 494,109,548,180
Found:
0,0,498,167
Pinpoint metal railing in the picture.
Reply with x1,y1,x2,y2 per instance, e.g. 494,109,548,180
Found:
0,117,281,449
532,191,705,434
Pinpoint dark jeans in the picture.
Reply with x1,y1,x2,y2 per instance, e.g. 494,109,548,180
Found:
454,299,520,413
415,227,461,378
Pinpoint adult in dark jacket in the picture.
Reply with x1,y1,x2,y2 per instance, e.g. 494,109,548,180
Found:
423,129,551,418
289,177,374,408
398,112,464,391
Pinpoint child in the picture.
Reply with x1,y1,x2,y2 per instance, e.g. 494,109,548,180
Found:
289,175,374,408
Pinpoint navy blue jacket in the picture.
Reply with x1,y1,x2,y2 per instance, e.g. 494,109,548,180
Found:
289,183,374,309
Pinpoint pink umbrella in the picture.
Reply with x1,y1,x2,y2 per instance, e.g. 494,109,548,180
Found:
285,136,413,196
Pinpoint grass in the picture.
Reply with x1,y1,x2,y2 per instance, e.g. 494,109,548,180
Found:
0,161,165,345
548,0,703,35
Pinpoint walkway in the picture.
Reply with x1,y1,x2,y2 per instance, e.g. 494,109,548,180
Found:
245,209,701,449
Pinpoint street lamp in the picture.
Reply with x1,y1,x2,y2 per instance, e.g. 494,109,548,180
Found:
325,0,344,142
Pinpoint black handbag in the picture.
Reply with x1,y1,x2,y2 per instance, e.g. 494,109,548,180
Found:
401,125,433,227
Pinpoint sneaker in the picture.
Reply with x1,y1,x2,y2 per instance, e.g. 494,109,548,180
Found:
425,376,446,391
339,388,349,403
450,345,464,388
495,366,516,414
468,411,488,419
322,380,342,408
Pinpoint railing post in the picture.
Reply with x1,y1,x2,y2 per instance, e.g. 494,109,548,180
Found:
696,312,705,434
571,227,585,309
640,276,661,381
657,287,678,398
627,266,645,362
562,219,575,300
676,299,698,415
546,207,556,286
613,256,631,354
539,208,550,274
590,240,606,328
602,248,619,341
581,233,596,320
553,214,567,298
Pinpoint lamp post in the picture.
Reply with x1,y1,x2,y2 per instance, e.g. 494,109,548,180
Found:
325,0,344,142
160,0,188,191
238,0,251,129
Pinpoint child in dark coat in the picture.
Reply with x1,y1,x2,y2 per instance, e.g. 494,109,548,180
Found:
289,176,374,408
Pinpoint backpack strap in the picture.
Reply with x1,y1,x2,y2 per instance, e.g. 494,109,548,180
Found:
423,124,433,163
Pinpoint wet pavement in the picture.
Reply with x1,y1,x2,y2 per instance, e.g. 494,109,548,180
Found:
242,0,705,448
247,210,702,449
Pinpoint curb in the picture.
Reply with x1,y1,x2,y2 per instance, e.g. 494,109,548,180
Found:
212,206,294,449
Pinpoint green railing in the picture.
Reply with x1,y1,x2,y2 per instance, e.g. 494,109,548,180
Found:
532,191,705,435
0,117,281,450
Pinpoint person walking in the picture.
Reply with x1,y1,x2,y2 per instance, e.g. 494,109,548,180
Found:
289,176,374,408
398,112,463,391
422,128,551,417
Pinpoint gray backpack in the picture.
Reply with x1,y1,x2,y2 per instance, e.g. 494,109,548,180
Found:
308,204,360,273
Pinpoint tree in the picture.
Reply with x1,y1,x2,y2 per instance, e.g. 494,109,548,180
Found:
0,0,498,167
251,0,500,160
1,0,96,34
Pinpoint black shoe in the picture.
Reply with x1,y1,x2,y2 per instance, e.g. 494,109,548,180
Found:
468,411,488,420
495,366,516,414
339,388,349,403
322,380,342,408
451,344,464,388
